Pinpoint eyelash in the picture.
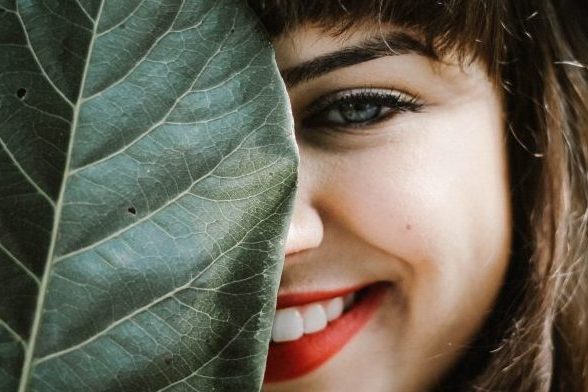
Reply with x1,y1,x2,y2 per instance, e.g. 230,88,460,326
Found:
301,88,423,131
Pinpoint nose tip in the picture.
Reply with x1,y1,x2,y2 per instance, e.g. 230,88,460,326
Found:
284,196,324,256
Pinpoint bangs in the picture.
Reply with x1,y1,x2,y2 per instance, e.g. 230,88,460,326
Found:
247,0,509,78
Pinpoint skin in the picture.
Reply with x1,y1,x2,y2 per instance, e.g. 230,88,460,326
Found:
263,24,512,392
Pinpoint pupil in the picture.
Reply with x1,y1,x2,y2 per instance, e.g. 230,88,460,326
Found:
339,102,380,123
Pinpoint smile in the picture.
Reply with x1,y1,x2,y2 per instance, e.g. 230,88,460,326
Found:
264,282,389,382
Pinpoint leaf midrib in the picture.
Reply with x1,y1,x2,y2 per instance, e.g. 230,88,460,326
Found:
17,1,107,390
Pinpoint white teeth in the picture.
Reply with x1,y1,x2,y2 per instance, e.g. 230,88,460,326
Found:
271,308,304,343
272,293,357,343
302,304,328,333
324,297,344,321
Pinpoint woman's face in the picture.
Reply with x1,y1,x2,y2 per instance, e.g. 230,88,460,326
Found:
263,24,512,392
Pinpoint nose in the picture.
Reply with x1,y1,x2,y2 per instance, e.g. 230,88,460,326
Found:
284,149,324,256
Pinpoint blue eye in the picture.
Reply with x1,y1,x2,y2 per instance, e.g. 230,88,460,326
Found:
329,102,383,124
303,88,422,128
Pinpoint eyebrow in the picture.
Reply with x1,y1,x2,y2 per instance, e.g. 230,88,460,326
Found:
281,31,436,89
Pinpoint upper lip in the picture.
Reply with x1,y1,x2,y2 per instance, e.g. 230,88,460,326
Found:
276,283,369,309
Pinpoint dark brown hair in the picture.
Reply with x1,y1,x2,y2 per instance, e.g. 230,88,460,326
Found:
247,1,588,390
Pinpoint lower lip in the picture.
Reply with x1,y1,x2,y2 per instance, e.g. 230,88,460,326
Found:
264,282,388,383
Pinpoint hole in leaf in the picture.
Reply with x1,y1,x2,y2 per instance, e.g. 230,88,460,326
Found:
16,88,27,99
128,206,137,215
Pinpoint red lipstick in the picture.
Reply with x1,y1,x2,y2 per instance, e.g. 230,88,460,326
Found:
264,282,387,383
276,285,363,309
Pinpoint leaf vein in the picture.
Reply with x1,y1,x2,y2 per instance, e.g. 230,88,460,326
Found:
145,309,194,370
20,99,72,124
0,242,40,285
39,2,92,32
0,136,56,208
17,1,107,390
0,5,16,14
70,22,237,175
96,0,146,37
155,312,260,392
14,5,74,107
80,0,202,102
74,0,94,23
35,208,273,364
0,318,27,349
54,122,263,263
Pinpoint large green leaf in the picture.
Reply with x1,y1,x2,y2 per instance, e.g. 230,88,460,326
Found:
0,0,296,390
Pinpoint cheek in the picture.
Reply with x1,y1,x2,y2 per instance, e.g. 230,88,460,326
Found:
326,103,511,345
329,138,510,275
